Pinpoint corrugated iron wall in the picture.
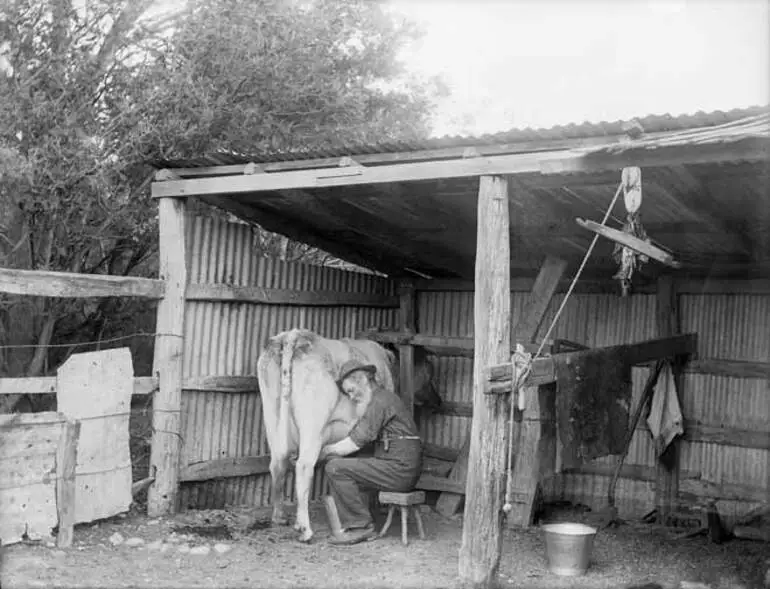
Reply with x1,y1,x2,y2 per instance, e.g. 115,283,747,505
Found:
418,289,768,525
178,213,397,510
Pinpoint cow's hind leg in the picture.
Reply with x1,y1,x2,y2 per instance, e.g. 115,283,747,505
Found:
269,453,291,526
293,439,322,543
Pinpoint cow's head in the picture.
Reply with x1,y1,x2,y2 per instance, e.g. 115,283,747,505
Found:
383,343,443,412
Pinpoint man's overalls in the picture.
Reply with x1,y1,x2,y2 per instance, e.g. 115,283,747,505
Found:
324,384,423,531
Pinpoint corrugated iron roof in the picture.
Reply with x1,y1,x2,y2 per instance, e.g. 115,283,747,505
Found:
151,104,769,169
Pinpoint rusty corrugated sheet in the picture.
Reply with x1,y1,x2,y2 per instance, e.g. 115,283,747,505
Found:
151,106,768,170
420,289,768,522
178,213,397,510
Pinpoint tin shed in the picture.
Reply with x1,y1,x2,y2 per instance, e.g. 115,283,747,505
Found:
148,106,770,587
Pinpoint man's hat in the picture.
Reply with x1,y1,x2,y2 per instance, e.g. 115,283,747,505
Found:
336,359,377,388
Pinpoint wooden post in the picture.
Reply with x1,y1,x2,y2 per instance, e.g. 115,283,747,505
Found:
505,256,566,527
398,279,416,415
655,274,680,525
56,419,80,548
458,175,511,588
147,195,188,516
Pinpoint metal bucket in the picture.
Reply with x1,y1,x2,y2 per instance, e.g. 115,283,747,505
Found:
541,522,597,576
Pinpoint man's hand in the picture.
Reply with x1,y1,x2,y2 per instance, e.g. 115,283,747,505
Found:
319,445,333,461
319,437,361,460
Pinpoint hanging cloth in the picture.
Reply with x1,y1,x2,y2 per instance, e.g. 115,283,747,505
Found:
645,360,684,458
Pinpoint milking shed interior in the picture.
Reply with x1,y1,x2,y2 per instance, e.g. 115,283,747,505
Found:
148,106,770,587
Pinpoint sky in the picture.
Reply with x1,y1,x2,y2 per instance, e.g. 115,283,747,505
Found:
388,0,770,137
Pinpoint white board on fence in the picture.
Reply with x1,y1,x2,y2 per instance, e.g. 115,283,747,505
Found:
0,412,65,545
56,347,133,524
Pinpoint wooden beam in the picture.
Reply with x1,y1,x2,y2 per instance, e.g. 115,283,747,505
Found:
151,152,555,198
423,443,461,463
685,359,770,379
511,256,567,344
458,175,511,589
562,462,701,483
179,455,271,482
158,134,644,179
0,268,165,299
577,218,681,268
55,419,80,549
414,277,770,295
540,138,770,175
186,283,398,308
398,280,417,416
147,197,187,517
0,375,257,397
485,334,698,392
655,275,680,525
416,474,466,495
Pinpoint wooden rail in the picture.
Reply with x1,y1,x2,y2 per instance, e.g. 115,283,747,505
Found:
0,268,165,299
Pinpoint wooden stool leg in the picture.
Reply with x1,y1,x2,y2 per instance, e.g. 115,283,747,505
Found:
379,506,396,538
412,506,426,540
400,506,408,546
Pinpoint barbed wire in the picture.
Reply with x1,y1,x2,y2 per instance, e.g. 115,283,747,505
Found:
0,331,183,350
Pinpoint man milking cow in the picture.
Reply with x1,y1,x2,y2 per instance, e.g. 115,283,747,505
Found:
320,358,423,545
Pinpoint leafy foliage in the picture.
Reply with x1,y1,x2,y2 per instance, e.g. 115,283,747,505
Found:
0,0,443,389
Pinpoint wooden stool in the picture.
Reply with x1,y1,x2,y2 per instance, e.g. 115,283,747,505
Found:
377,491,426,546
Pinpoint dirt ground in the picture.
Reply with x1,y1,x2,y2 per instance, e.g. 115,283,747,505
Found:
1,500,767,589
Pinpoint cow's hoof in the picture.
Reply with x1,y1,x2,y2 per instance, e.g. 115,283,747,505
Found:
293,520,303,532
297,529,314,543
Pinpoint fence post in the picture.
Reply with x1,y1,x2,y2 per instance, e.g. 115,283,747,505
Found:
148,192,188,517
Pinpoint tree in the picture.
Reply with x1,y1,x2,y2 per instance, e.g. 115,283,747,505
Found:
0,0,444,404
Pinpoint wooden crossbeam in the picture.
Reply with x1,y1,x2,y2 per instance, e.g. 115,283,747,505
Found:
485,334,698,393
576,218,681,268
0,268,165,299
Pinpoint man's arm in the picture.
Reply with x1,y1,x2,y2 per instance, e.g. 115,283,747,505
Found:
320,437,360,460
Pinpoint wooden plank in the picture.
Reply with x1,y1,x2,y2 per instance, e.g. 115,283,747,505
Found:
655,275,680,525
398,280,417,416
0,268,165,299
0,375,256,397
415,277,770,296
685,422,770,450
679,478,768,504
185,283,399,307
161,133,641,179
0,415,64,459
685,359,770,379
485,334,697,392
540,138,770,175
511,256,567,344
179,455,271,482
182,376,258,393
434,401,473,418
148,197,187,517
415,474,466,495
423,443,461,463
577,218,681,268
55,419,80,548
57,349,134,525
562,462,701,483
458,175,511,589
151,152,553,198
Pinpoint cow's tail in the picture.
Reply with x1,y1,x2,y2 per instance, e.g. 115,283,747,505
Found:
278,329,299,454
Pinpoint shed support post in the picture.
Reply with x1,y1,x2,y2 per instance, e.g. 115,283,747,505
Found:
398,279,416,417
655,274,680,524
147,196,188,516
458,175,511,588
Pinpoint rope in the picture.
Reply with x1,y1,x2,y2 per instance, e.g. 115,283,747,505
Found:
502,179,625,516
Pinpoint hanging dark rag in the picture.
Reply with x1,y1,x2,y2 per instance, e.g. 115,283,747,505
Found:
553,347,633,469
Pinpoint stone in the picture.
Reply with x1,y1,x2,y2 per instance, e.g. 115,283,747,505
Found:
108,532,125,546
190,545,211,556
177,543,191,553
146,539,163,551
124,537,145,548
160,543,172,553
213,543,232,554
